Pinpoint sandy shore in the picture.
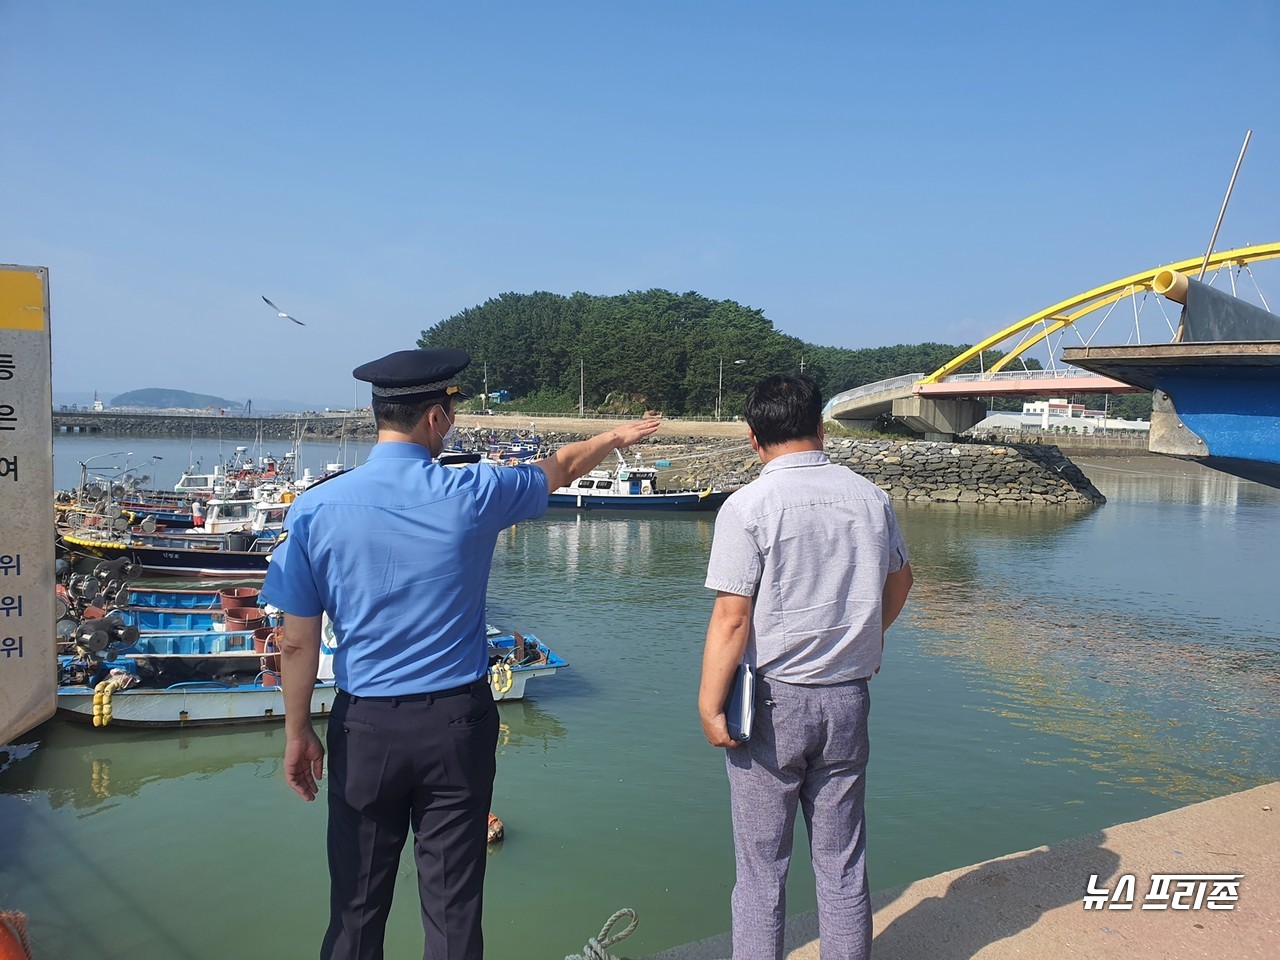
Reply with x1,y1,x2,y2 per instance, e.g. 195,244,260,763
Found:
455,411,750,440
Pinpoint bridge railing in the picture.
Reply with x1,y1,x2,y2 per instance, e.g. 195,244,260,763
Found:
824,373,927,413
940,368,1091,383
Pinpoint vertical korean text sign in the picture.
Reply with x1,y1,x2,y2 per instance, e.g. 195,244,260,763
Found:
0,265,55,742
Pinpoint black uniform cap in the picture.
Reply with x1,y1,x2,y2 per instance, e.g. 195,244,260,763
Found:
353,348,472,404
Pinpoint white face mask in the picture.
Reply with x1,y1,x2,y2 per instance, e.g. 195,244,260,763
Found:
434,405,457,447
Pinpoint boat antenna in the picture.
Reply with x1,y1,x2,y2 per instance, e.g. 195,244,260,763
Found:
1197,129,1252,281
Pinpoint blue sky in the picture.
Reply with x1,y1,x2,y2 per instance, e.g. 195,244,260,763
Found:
4,0,1277,409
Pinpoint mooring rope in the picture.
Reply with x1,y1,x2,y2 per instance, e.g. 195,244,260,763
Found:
565,908,639,960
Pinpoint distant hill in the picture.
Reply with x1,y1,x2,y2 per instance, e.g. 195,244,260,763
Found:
111,388,244,411
419,288,1042,417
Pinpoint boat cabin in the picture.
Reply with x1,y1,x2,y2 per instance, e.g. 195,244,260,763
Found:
566,466,661,497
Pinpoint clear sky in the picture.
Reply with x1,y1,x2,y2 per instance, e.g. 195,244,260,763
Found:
4,0,1277,409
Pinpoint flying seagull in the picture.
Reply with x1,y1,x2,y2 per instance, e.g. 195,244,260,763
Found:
262,295,304,326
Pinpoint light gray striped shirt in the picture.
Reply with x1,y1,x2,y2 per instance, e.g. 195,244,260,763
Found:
705,450,908,684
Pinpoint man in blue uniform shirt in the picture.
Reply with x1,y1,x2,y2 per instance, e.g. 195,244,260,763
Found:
263,347,659,960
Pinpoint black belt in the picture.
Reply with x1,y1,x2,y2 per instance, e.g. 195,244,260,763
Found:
338,677,488,704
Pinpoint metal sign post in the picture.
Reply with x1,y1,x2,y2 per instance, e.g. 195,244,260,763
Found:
0,265,55,742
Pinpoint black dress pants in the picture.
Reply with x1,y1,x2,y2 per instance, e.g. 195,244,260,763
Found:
321,681,498,960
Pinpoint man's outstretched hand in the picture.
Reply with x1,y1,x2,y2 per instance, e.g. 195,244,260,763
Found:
612,418,661,448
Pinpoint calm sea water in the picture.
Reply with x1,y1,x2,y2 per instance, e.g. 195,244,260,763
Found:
2,439,1278,957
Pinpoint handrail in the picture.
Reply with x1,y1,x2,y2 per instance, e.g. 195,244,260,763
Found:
939,368,1094,383
824,373,927,413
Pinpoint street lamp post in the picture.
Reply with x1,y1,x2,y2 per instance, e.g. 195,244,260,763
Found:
717,358,747,421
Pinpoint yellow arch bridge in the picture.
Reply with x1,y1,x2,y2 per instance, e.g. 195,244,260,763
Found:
825,242,1280,439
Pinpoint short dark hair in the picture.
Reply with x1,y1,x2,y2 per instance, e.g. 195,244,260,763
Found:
744,374,823,448
371,396,446,433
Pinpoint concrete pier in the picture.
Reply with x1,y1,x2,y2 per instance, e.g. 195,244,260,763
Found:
647,781,1278,959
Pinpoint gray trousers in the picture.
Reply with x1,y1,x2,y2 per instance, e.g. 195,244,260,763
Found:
725,677,872,960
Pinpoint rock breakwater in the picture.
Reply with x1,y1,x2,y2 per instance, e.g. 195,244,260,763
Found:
696,439,1105,505
828,439,1104,505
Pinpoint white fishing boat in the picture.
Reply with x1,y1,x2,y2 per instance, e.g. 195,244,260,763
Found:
548,452,729,511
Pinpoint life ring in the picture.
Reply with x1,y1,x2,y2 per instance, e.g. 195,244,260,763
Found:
489,662,513,695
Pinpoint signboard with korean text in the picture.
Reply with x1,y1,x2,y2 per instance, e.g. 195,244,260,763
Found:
0,265,55,742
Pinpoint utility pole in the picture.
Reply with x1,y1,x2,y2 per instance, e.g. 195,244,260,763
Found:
717,358,746,421
579,359,584,418
484,361,489,409
717,357,723,422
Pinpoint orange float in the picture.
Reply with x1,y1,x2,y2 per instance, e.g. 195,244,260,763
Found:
0,911,32,960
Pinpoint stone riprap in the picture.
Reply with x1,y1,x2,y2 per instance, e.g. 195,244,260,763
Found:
825,439,1105,505
693,439,1105,505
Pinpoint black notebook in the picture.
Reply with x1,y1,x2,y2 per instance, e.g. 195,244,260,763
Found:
724,662,756,742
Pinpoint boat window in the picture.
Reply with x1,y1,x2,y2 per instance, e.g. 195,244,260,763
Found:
595,480,613,490
577,480,596,489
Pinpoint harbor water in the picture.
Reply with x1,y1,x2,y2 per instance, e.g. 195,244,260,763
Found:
2,438,1278,957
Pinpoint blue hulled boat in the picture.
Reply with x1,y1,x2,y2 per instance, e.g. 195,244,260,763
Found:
57,589,568,727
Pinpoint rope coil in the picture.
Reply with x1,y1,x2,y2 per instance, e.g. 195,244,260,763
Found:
565,908,639,960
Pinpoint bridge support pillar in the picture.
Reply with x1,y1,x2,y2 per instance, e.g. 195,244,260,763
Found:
892,397,986,440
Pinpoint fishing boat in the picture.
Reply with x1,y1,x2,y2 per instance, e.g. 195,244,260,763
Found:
194,491,293,535
173,447,292,497
59,529,277,578
112,603,565,703
56,669,338,727
547,452,730,511
54,578,566,727
481,431,543,464
54,606,318,726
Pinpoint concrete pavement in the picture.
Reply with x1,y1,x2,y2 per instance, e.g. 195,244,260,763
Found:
647,781,1278,959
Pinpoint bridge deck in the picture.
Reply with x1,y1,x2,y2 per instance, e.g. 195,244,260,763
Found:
916,375,1141,397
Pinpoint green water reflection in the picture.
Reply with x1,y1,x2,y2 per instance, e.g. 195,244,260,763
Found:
3,461,1278,957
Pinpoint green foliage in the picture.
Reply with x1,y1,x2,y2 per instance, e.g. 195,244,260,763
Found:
111,388,241,410
498,388,579,414
418,289,1040,417
823,416,913,440
1092,393,1152,420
